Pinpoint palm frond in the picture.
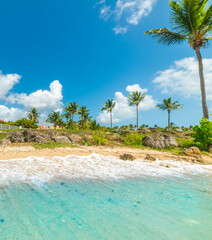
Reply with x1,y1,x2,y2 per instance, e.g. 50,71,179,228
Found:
145,28,187,45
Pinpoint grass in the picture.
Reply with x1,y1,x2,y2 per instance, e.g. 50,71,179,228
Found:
0,133,7,141
33,142,78,149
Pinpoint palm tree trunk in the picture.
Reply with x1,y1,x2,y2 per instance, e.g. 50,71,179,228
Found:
168,111,170,131
136,104,138,130
72,114,74,130
195,48,209,119
110,110,112,130
70,114,72,129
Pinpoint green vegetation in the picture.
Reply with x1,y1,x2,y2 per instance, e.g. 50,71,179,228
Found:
33,142,77,149
64,102,78,129
100,99,116,130
156,98,183,131
28,108,39,123
127,91,146,130
123,133,145,147
91,132,107,146
192,118,212,149
145,0,212,119
46,112,64,129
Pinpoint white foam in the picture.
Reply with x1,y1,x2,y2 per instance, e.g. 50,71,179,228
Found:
0,153,211,184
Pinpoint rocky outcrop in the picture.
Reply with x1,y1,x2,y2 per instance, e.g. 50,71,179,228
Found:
54,136,73,144
120,154,135,161
184,147,201,157
7,132,24,143
0,138,11,146
145,154,157,161
143,134,178,149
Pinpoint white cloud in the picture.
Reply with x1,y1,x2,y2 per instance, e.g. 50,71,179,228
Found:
97,84,157,124
7,80,63,112
153,57,212,101
0,105,27,122
0,71,21,99
97,0,157,34
113,26,128,35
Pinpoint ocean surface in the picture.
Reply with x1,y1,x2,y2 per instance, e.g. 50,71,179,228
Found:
0,154,212,240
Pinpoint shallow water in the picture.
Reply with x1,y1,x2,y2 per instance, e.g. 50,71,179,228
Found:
0,154,212,240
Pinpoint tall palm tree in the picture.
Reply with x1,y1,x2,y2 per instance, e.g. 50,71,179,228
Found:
46,111,63,129
145,0,212,119
156,97,183,131
100,99,116,130
27,108,39,123
78,106,89,129
64,102,78,129
127,91,146,130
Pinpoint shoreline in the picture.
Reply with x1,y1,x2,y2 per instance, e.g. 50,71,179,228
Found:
1,145,212,164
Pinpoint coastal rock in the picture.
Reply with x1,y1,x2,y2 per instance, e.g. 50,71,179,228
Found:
35,136,48,144
120,154,135,161
7,132,24,143
54,136,72,144
0,138,11,146
47,131,59,140
143,134,178,149
184,147,201,157
145,154,157,161
68,134,82,144
23,130,37,142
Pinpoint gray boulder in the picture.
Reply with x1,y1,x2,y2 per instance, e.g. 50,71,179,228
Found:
54,136,72,144
143,134,178,149
120,154,135,161
0,138,11,146
7,131,24,143
23,130,37,142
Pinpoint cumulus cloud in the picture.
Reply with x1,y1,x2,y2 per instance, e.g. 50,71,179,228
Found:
97,0,157,34
0,105,27,122
97,84,157,124
153,57,212,101
7,80,63,112
0,71,21,99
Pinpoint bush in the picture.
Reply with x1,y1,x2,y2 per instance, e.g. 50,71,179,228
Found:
123,133,144,146
192,118,212,149
92,132,107,146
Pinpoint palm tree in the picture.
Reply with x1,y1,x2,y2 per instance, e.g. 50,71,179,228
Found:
46,111,63,129
100,99,116,130
127,91,146,130
78,106,89,129
145,0,212,119
156,98,183,131
27,108,39,123
64,102,78,129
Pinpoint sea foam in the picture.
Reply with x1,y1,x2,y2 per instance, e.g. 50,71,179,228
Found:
0,153,211,184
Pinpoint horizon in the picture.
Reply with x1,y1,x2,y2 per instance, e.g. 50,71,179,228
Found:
0,0,212,127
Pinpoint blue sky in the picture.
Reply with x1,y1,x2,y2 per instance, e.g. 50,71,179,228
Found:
0,0,212,127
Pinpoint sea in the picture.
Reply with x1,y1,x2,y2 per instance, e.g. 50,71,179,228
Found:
0,153,211,240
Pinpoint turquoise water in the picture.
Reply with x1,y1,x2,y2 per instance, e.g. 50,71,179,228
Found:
0,176,212,240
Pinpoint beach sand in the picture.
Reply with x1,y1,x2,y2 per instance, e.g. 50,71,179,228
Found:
0,145,212,164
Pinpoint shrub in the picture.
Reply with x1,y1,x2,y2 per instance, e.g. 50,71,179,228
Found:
192,118,212,150
123,133,144,146
92,132,107,146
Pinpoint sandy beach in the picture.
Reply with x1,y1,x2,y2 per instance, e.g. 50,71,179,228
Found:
0,145,212,164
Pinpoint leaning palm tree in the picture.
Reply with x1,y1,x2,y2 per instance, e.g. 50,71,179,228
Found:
145,0,212,119
156,97,183,131
100,99,116,130
127,91,146,130
64,102,78,129
78,106,89,129
46,111,63,129
27,108,39,123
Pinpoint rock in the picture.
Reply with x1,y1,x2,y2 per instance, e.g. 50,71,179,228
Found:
138,129,151,134
68,134,82,144
145,154,157,161
7,132,24,143
47,131,59,140
22,130,37,142
0,138,11,146
143,134,178,149
35,136,48,144
120,154,135,161
54,136,72,144
184,147,201,157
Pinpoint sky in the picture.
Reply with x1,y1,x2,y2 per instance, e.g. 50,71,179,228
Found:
0,0,212,128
